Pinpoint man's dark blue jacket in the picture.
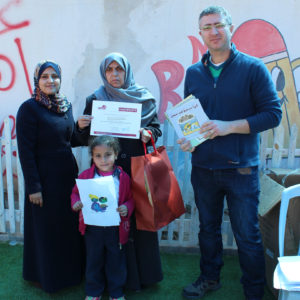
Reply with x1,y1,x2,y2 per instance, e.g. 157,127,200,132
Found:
184,43,282,169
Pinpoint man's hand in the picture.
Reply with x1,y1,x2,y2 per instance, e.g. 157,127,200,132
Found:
201,119,250,139
177,138,195,152
29,192,43,207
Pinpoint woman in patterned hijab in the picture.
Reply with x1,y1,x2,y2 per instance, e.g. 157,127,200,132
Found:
33,60,71,113
16,60,83,293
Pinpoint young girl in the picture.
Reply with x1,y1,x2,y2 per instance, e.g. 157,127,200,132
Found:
71,136,134,300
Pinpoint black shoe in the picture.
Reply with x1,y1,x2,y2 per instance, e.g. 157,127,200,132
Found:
182,278,221,299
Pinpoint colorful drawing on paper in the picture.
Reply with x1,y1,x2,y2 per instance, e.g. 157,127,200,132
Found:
89,194,108,212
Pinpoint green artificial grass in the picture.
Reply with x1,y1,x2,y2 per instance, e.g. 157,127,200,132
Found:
0,242,275,299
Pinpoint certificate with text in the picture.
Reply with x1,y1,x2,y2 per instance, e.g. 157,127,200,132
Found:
90,101,142,139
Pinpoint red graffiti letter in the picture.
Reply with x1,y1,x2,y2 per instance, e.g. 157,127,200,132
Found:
15,37,32,95
151,60,184,122
0,0,30,35
0,114,16,139
1,115,16,162
0,54,16,91
187,36,207,64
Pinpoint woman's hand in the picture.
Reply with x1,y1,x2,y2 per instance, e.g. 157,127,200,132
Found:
72,201,83,211
77,115,93,130
177,138,195,152
29,192,43,207
117,205,128,217
140,128,151,143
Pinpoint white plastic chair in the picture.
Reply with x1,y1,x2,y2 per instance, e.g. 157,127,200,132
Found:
273,184,300,299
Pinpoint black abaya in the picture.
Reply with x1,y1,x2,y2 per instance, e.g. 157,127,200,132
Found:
16,99,84,293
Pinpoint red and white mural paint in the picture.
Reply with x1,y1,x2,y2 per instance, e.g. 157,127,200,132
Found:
152,21,300,132
1,1,300,163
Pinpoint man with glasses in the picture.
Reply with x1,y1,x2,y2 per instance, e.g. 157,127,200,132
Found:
178,5,282,300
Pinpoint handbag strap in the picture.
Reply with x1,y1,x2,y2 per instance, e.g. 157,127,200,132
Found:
142,130,157,155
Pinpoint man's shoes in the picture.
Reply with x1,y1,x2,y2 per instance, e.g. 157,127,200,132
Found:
182,277,221,299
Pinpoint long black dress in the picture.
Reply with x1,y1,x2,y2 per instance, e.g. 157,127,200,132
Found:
16,98,84,293
78,94,163,290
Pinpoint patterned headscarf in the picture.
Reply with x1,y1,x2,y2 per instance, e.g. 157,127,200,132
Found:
33,60,71,114
94,52,157,127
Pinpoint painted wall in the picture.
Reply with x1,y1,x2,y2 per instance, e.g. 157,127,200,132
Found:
1,0,300,146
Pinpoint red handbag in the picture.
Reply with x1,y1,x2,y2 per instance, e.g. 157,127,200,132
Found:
131,133,185,231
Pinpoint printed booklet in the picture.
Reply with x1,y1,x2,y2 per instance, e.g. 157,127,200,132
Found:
165,95,209,147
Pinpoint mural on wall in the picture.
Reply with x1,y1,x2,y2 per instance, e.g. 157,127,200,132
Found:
0,0,31,180
151,37,208,123
152,19,300,147
0,1,300,180
0,0,32,126
232,19,300,146
0,0,31,94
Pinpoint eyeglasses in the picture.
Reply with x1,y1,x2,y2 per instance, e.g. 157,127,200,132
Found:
200,22,228,32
